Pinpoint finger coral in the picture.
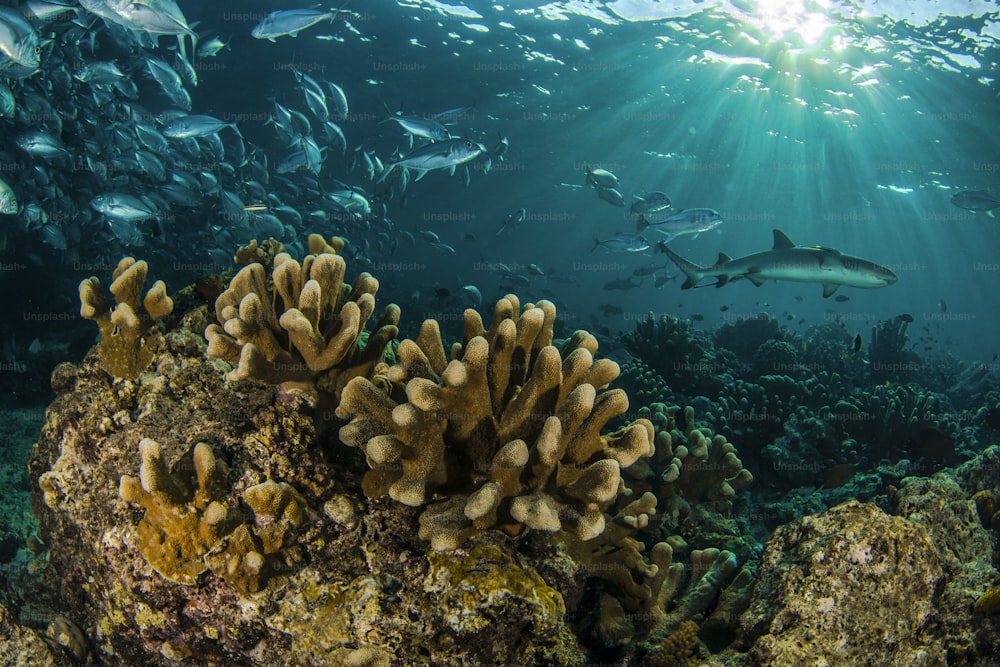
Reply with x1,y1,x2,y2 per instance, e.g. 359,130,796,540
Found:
79,257,174,379
118,438,310,595
336,295,655,550
205,234,400,404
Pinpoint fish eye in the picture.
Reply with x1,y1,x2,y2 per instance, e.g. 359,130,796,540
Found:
34,47,40,54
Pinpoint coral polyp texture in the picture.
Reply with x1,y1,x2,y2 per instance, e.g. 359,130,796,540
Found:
336,295,655,550
205,233,400,403
78,257,174,379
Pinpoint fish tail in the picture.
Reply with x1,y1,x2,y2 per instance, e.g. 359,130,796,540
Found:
657,242,704,289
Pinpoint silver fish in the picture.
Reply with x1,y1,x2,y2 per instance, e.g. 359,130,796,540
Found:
585,165,619,189
0,6,41,71
379,139,485,182
251,9,339,42
163,114,238,139
638,208,723,243
0,177,17,214
90,192,159,222
381,115,451,142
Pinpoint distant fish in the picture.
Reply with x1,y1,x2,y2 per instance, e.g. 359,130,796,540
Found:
494,132,509,160
163,114,238,139
585,166,619,189
630,191,672,217
251,9,340,42
380,114,451,142
819,463,856,490
462,284,482,305
594,185,625,207
196,35,230,58
592,232,649,254
896,313,914,323
938,298,947,313
653,272,678,288
640,208,722,243
853,333,862,353
497,207,525,236
950,189,1000,212
834,295,850,303
0,177,17,214
378,139,485,183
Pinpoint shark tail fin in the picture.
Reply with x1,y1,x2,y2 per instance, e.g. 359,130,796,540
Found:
658,242,705,290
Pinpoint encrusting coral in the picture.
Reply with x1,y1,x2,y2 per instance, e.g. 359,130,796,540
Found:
79,257,174,379
336,295,655,550
205,233,400,404
118,438,310,595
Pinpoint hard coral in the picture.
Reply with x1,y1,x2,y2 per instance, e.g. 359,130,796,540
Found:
336,295,655,550
79,257,173,379
118,438,310,595
205,234,399,404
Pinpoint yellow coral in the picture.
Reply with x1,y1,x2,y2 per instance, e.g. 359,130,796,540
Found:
642,619,699,666
205,235,398,403
79,257,173,379
119,439,310,595
337,295,654,550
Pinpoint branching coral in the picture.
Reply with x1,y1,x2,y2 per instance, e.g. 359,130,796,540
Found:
118,438,310,595
336,295,655,550
630,404,753,528
79,257,174,379
205,234,399,404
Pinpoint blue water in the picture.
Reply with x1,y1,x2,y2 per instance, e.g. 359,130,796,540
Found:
2,0,999,371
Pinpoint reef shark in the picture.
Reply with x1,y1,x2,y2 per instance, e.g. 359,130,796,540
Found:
657,229,898,297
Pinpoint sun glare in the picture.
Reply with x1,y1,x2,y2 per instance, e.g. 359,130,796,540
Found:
752,0,833,47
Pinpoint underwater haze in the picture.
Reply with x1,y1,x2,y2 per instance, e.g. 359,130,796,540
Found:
1,0,999,369
179,0,1000,363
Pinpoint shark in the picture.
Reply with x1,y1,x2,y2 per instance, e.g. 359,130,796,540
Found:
657,229,898,297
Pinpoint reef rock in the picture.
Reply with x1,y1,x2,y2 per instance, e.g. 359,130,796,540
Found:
730,498,997,666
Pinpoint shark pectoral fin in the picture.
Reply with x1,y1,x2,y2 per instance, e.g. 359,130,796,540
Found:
715,275,729,287
746,272,766,287
413,169,429,182
822,283,840,298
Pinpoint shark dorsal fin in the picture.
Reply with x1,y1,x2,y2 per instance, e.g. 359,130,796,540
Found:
772,229,795,250
717,252,732,265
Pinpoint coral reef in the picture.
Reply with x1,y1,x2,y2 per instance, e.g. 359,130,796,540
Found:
205,233,399,404
336,295,655,550
28,299,593,665
78,257,174,379
623,313,733,400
